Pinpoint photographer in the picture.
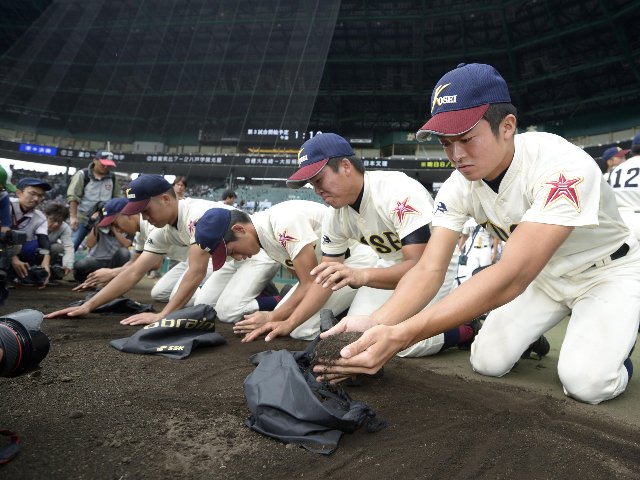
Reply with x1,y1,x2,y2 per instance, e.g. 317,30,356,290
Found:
0,166,16,233
72,198,132,284
45,202,74,279
66,150,120,250
9,178,52,288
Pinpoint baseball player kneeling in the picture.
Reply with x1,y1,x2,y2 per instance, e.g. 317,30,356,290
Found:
314,63,640,405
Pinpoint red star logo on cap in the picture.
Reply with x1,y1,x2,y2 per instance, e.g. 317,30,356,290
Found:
544,173,583,211
392,197,419,224
278,229,297,248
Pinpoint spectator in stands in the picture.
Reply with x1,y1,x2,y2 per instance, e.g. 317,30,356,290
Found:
9,178,52,287
173,176,188,200
67,150,120,251
602,146,629,179
72,198,132,283
44,202,74,279
221,189,237,206
0,166,16,233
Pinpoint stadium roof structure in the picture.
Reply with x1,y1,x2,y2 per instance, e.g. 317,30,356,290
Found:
0,0,638,183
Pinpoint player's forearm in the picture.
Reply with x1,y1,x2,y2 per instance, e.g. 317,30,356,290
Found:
402,264,528,346
84,266,145,311
157,267,204,317
360,258,419,290
270,282,309,322
370,262,444,326
284,282,333,329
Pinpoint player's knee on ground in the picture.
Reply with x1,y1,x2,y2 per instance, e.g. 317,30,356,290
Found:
558,355,629,404
150,283,171,303
470,338,517,377
290,314,321,341
215,294,254,323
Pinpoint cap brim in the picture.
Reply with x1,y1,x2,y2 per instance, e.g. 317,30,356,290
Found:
416,104,490,139
98,159,116,167
616,149,631,157
210,240,228,271
97,214,117,227
120,199,150,215
286,159,329,189
5,183,16,193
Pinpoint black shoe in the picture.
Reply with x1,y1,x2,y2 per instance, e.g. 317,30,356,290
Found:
260,281,280,297
458,317,483,350
279,283,294,298
521,335,550,360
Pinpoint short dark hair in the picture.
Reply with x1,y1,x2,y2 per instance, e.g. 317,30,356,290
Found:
173,176,188,187
223,209,252,244
221,189,237,200
44,202,69,221
482,103,518,136
326,155,365,174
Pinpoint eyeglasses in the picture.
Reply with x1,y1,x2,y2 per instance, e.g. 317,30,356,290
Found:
22,189,46,199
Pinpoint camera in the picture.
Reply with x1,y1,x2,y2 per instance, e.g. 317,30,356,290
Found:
21,265,49,286
0,309,50,377
0,230,27,246
50,264,66,280
0,229,28,305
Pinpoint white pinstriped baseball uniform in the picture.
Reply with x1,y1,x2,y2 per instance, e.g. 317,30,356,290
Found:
607,154,640,240
433,132,640,404
250,200,377,340
321,170,460,357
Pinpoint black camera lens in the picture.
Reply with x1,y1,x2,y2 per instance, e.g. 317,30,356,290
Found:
0,317,50,377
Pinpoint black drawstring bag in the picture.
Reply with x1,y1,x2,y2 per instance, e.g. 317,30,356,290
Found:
68,292,155,314
110,304,225,359
244,337,386,455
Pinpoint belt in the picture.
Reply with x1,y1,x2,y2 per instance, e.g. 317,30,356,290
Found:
610,243,629,261
591,243,629,269
473,245,490,249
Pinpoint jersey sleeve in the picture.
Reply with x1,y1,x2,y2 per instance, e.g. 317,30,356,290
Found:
431,175,472,233
320,210,351,257
271,214,319,261
384,179,434,240
521,152,600,227
143,227,171,255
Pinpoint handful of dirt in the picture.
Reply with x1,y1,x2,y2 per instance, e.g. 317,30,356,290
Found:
312,332,362,367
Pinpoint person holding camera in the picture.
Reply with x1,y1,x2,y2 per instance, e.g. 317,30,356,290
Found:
9,178,52,288
0,166,16,234
67,150,120,251
72,198,132,284
45,202,74,279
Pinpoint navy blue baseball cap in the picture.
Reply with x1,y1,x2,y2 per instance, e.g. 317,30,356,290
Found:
417,63,512,139
95,150,116,167
194,208,231,271
602,146,629,163
97,198,129,227
632,133,640,148
286,133,355,189
17,177,51,191
121,174,172,215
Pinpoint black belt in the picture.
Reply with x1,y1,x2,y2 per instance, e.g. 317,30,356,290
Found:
610,243,629,261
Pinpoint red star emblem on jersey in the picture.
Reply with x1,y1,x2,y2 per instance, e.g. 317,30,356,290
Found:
277,229,297,248
543,173,583,211
391,197,419,224
188,218,198,235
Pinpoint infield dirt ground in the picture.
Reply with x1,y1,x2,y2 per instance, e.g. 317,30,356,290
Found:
1,278,640,480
